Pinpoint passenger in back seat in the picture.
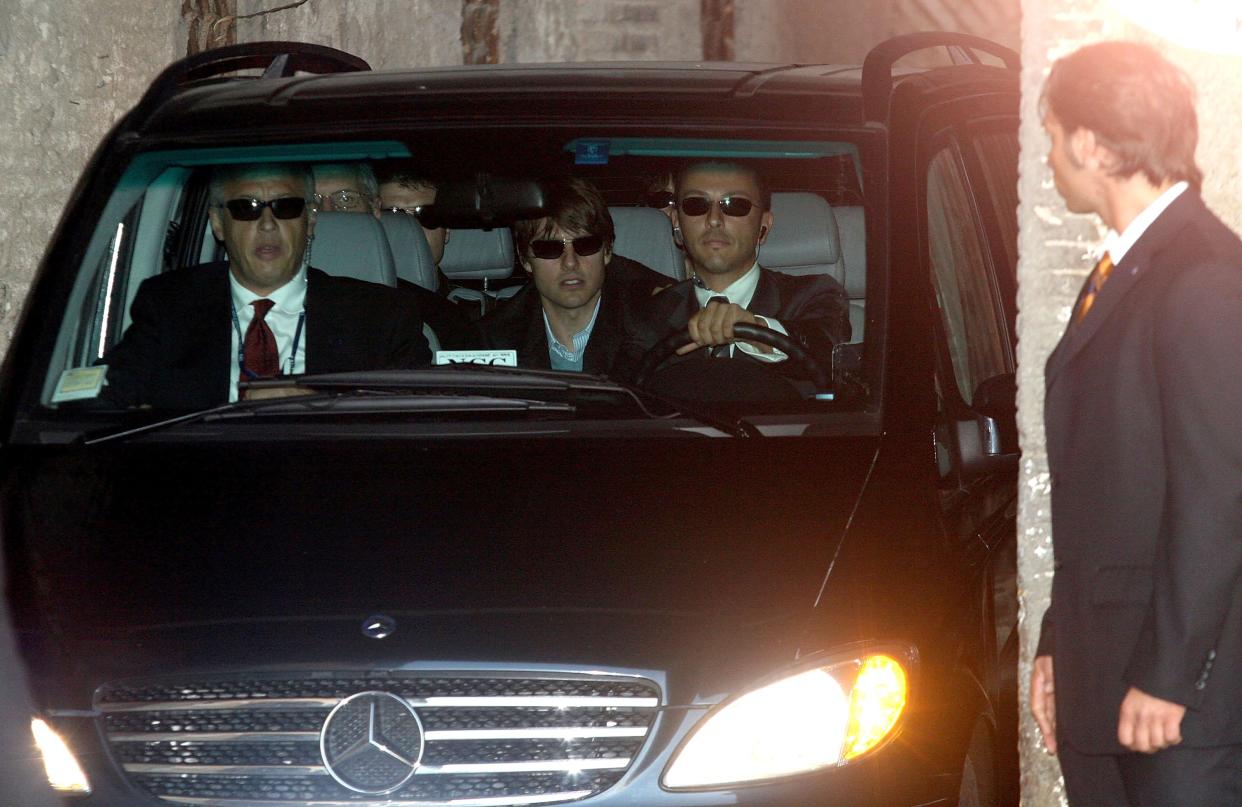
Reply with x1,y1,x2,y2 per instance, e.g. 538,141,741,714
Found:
643,170,694,280
312,162,476,349
478,177,669,373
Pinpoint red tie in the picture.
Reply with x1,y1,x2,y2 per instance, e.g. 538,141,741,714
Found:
241,299,280,382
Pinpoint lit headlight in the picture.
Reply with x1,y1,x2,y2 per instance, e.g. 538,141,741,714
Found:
663,651,910,789
31,718,91,794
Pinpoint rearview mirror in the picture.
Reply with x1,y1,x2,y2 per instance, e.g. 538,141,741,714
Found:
436,175,546,228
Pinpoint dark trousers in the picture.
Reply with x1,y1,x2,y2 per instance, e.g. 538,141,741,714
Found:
1060,741,1242,806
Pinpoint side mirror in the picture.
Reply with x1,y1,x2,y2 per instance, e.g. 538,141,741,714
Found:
955,372,1018,477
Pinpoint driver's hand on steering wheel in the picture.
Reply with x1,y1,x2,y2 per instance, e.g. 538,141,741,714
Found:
677,300,774,356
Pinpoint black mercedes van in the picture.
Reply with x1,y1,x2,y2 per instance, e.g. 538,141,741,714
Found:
2,33,1021,806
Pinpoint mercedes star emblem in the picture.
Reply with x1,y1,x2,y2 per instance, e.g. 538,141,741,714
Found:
320,691,425,794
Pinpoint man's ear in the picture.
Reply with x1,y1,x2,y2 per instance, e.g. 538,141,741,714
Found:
305,206,317,238
759,211,774,244
519,256,532,275
208,207,225,242
443,228,451,245
1069,127,1101,171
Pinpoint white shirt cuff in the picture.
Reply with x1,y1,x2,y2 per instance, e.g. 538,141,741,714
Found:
736,316,788,362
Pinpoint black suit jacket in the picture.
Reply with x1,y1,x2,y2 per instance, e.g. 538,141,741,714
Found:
1038,190,1242,752
478,286,626,375
614,267,850,380
396,279,480,351
477,255,669,375
102,262,431,408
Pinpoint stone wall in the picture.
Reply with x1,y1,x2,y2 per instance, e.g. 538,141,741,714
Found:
1016,1,1242,803
0,0,180,352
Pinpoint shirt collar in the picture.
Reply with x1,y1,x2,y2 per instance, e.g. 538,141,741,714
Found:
694,261,761,309
1102,181,1188,264
542,295,603,359
229,264,308,314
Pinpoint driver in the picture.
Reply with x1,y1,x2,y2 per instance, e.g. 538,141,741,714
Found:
615,161,849,381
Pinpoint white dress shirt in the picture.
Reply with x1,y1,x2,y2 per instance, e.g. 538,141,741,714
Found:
693,262,789,361
228,265,308,402
1100,181,1188,265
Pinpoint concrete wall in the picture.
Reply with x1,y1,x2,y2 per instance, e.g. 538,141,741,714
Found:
0,0,180,350
1016,1,1242,803
736,0,1019,64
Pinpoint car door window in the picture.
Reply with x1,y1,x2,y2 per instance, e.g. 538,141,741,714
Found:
926,145,1009,405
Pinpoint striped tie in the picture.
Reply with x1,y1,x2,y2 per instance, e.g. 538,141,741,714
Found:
1075,254,1114,324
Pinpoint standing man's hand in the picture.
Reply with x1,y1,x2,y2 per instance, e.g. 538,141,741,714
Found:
1117,687,1185,753
1031,654,1057,754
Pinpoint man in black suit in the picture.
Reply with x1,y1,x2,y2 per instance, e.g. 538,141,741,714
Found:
102,163,430,408
1031,42,1242,805
479,177,670,374
615,161,849,384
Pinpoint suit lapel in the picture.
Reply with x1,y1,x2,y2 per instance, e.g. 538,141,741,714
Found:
204,263,235,400
583,292,622,374
1046,191,1198,387
748,267,782,319
520,290,552,370
303,268,333,373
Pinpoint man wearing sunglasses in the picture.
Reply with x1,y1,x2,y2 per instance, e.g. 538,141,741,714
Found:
480,177,670,373
617,161,850,384
376,164,451,268
101,162,431,408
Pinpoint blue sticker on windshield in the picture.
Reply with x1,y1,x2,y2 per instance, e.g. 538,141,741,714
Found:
574,139,611,165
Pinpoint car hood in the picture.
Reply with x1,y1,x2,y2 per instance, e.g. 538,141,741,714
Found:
9,432,879,705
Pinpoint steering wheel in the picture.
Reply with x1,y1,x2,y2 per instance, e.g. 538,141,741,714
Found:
633,322,831,392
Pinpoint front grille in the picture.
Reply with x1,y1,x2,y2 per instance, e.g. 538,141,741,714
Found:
98,671,661,806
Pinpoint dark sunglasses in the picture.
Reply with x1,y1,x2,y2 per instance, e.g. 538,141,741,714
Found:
644,190,676,209
381,204,444,229
222,196,307,221
528,234,605,260
678,196,756,218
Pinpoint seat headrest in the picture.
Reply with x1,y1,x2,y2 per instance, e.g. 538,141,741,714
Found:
379,211,437,290
309,211,397,286
609,206,684,281
833,205,867,299
757,192,842,276
439,227,515,282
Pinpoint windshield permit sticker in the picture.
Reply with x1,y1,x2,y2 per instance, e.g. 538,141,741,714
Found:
434,350,518,367
51,366,108,402
574,139,611,165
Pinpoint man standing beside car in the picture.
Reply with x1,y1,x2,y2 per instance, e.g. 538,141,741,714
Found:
102,162,430,408
1031,42,1242,805
616,161,850,379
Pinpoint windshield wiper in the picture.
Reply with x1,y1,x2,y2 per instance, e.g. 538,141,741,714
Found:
82,366,760,443
289,367,760,437
82,391,574,444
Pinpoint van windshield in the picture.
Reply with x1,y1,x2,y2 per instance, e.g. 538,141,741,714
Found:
27,134,876,439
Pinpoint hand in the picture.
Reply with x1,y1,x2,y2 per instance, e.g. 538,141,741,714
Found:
1030,655,1057,754
677,300,770,355
1117,687,1186,753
